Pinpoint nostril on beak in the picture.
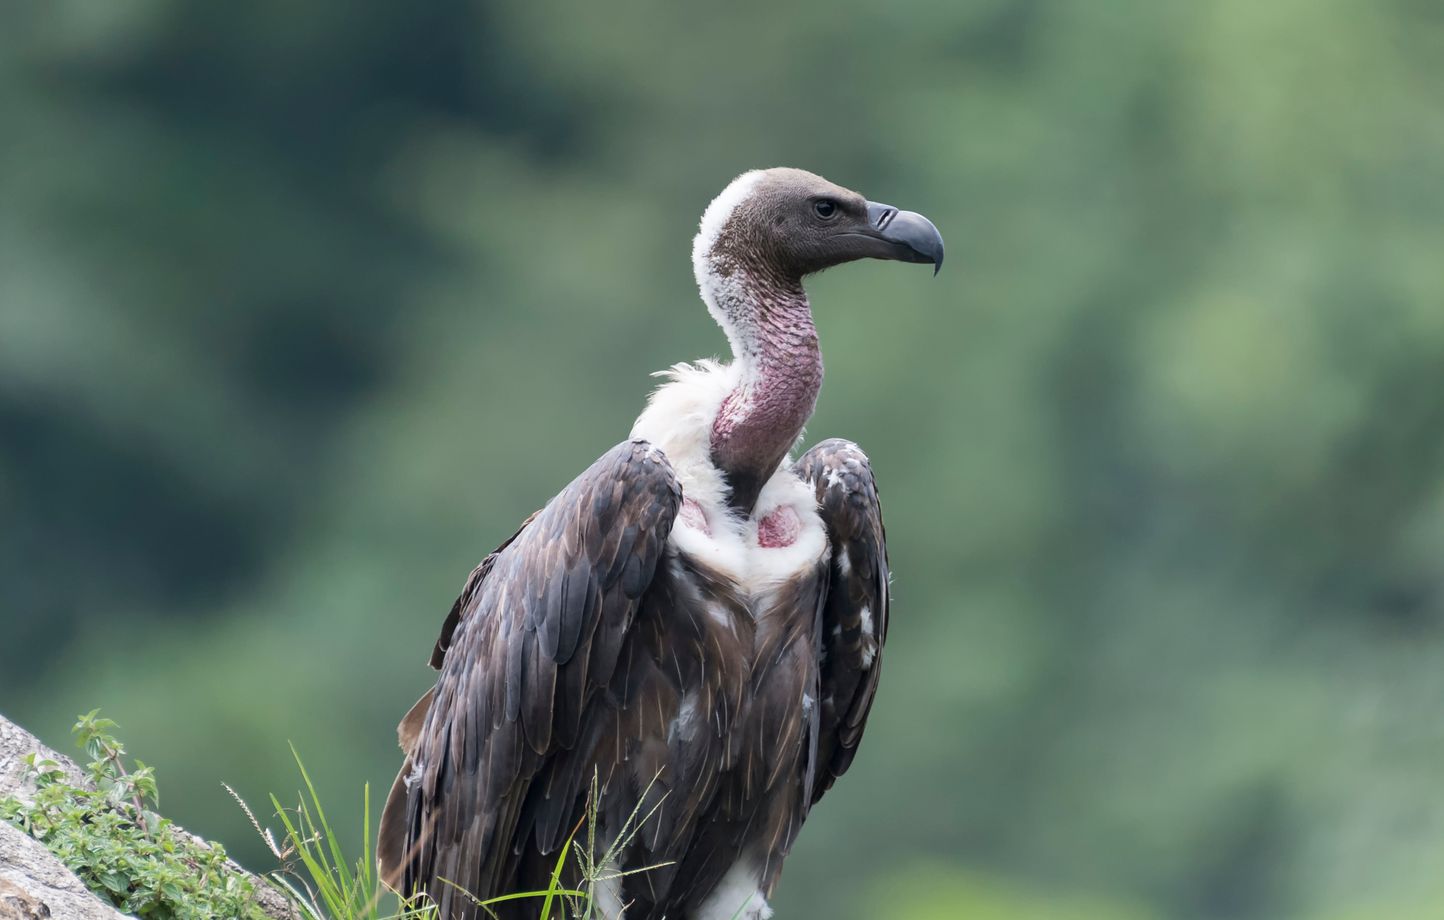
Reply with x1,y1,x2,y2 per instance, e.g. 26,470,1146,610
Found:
861,199,944,272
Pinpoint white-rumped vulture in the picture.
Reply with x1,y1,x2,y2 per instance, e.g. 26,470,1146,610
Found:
377,168,943,919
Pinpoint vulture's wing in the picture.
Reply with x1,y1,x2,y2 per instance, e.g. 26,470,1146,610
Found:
427,513,535,672
794,439,889,804
376,439,681,915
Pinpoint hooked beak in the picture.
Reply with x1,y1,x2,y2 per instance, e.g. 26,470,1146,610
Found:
863,201,945,275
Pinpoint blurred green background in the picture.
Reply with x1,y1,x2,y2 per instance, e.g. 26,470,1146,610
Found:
3,2,1444,918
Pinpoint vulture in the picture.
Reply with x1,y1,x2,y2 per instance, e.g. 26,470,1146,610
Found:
377,168,944,920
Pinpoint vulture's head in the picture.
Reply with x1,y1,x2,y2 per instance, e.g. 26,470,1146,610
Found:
693,167,945,292
688,168,944,510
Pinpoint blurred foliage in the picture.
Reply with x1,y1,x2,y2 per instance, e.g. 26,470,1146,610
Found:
2,1,1443,918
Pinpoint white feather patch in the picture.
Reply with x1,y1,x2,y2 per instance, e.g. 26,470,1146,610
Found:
631,359,737,511
668,691,700,745
631,361,828,596
860,640,876,669
691,171,768,366
694,858,772,920
693,171,765,306
859,605,877,668
592,870,625,920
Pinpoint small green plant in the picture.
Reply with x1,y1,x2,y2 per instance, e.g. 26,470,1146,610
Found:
0,710,270,920
256,744,588,920
565,768,673,920
243,743,437,920
254,754,679,920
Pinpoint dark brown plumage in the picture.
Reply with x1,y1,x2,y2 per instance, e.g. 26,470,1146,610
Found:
377,168,939,919
377,440,888,919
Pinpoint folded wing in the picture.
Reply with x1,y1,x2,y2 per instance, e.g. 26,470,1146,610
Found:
793,439,890,805
377,439,681,917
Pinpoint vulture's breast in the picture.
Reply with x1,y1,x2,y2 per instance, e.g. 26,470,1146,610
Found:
666,469,828,601
629,360,831,600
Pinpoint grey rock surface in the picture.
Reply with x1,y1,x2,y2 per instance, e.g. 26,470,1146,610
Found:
0,823,130,919
0,720,87,805
0,714,297,920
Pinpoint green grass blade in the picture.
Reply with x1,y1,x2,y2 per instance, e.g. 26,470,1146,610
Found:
362,781,372,894
478,889,588,904
269,794,342,916
537,836,571,920
289,742,354,893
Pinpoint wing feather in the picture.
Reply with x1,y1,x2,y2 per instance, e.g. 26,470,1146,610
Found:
793,438,890,805
376,439,681,915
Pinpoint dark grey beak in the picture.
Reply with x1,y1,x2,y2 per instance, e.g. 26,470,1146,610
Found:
866,201,945,275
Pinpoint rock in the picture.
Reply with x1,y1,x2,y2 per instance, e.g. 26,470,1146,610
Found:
0,720,87,805
0,878,50,920
0,825,127,920
0,714,297,920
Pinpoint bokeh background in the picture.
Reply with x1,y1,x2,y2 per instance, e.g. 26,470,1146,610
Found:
4,2,1444,918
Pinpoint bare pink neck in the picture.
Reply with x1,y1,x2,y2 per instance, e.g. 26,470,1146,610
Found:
707,266,823,513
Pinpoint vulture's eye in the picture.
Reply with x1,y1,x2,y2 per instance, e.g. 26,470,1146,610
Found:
813,199,838,219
